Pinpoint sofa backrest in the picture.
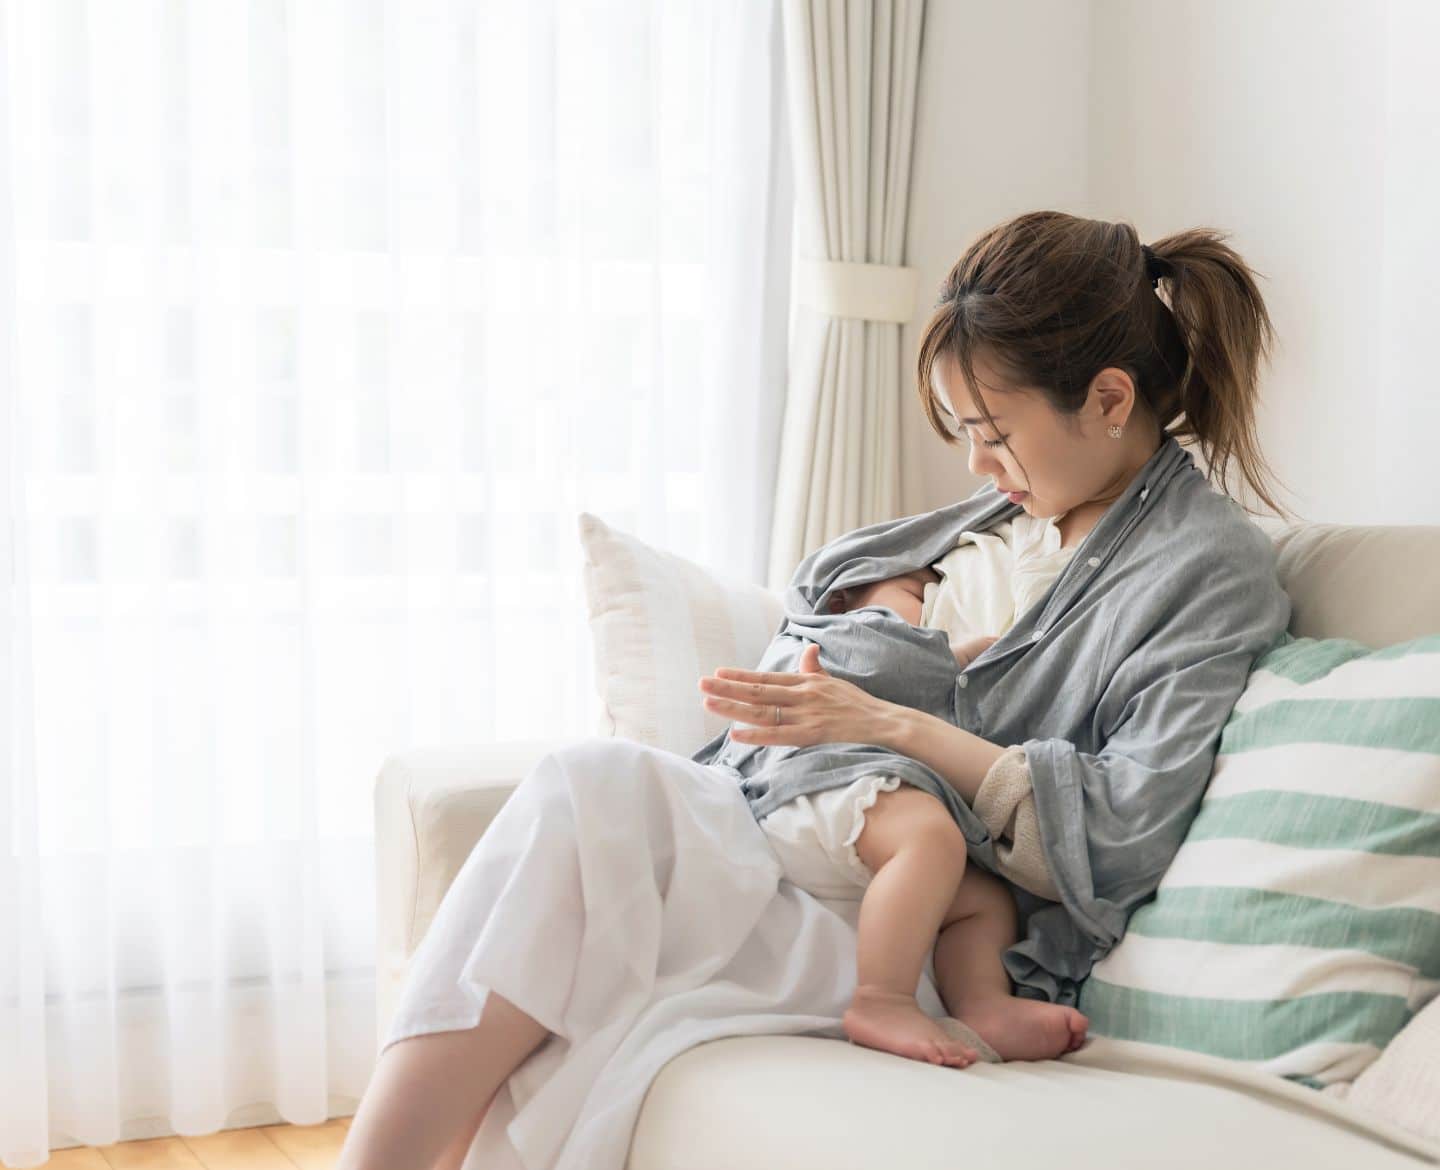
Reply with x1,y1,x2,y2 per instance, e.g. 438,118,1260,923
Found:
1256,520,1440,647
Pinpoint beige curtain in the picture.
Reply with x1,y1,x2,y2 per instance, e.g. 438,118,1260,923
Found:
768,0,926,590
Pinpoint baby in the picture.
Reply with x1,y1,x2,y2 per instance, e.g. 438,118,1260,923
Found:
821,566,1090,1067
828,566,998,667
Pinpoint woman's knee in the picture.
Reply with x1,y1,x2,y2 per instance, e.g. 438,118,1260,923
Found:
542,735,622,771
531,736,646,795
544,735,662,775
527,737,693,821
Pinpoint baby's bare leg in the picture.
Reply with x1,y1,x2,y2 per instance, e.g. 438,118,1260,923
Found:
933,866,1091,1061
336,989,551,1170
932,864,1018,1009
852,789,966,993
845,784,978,1068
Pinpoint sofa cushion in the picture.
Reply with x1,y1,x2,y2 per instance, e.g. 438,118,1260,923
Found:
1261,520,1440,648
577,511,784,757
628,1033,1440,1169
1080,632,1440,1089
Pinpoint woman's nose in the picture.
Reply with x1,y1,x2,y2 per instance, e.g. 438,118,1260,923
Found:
967,440,994,478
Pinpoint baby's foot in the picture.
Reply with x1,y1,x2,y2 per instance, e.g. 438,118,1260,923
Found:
843,985,979,1068
954,995,1089,1062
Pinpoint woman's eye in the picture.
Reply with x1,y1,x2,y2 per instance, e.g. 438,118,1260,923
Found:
959,432,1006,448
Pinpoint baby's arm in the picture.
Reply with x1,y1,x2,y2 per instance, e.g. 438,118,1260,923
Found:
950,633,1000,667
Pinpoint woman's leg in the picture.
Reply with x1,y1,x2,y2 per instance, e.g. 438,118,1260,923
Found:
339,737,787,1168
844,784,978,1067
336,989,551,1170
932,865,1091,1061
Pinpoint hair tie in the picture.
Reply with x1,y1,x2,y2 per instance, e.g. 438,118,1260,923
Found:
1141,243,1163,289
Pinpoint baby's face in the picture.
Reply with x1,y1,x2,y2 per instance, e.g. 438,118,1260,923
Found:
839,578,908,611
831,567,940,620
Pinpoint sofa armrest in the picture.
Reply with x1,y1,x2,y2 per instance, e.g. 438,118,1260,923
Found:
373,736,593,1046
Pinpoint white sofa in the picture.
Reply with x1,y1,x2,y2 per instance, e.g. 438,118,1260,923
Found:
374,519,1440,1169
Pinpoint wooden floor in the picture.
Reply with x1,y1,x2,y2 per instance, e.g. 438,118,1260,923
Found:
35,1119,353,1170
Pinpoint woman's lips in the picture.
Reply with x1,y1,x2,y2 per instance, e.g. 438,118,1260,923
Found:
1006,491,1028,502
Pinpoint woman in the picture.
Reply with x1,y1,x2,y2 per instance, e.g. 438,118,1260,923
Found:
337,211,1296,1170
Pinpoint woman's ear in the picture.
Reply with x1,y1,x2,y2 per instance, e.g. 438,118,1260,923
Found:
1089,366,1138,428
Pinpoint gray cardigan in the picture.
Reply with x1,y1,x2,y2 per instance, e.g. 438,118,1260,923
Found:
689,434,1292,1006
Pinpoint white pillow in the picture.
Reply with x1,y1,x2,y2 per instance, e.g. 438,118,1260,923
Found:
577,511,785,758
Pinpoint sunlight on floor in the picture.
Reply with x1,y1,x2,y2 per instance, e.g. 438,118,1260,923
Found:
33,1118,353,1170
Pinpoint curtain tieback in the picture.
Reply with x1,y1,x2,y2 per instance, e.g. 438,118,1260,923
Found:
794,259,919,324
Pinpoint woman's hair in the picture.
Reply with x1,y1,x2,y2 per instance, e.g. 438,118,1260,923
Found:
916,210,1298,521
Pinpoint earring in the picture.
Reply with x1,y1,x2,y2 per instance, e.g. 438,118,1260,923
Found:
1108,425,1123,439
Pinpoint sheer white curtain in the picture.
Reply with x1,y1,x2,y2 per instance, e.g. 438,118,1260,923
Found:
0,0,792,1161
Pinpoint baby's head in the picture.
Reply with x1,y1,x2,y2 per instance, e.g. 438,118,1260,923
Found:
827,581,890,614
827,574,925,618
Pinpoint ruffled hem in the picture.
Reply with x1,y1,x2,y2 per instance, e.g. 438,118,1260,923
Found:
838,773,905,884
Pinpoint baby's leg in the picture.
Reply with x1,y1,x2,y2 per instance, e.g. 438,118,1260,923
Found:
844,784,979,1068
933,864,1090,1061
933,863,1018,1008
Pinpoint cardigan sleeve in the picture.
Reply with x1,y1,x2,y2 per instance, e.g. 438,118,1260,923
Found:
972,744,1061,902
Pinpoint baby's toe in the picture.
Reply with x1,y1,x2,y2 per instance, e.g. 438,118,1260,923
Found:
940,1041,976,1067
922,1040,950,1065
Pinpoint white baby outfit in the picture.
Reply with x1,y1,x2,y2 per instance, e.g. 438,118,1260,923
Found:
758,510,1078,900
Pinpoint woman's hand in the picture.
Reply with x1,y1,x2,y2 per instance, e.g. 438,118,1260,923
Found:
696,643,891,747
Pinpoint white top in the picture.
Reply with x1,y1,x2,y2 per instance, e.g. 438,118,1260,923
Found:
920,511,1079,638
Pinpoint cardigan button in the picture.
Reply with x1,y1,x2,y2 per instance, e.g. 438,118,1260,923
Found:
957,674,969,689
1087,556,1101,567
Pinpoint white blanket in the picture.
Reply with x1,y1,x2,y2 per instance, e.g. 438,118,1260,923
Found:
382,736,949,1170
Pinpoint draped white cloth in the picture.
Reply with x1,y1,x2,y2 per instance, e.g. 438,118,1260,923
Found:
0,0,791,1162
768,0,927,590
382,736,948,1170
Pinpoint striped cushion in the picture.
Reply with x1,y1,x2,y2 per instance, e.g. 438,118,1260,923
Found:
1079,631,1440,1090
577,511,785,757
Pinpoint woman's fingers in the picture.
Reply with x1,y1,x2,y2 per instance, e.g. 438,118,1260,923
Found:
702,695,774,720
698,675,799,704
712,667,805,685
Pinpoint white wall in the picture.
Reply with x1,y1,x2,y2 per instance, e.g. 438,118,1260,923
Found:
902,0,1440,526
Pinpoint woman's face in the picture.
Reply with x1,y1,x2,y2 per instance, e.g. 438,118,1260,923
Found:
931,348,1158,521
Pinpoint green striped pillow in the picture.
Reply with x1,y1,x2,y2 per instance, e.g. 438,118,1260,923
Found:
1078,631,1440,1090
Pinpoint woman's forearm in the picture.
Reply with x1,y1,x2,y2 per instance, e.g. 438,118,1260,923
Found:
876,706,1009,805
